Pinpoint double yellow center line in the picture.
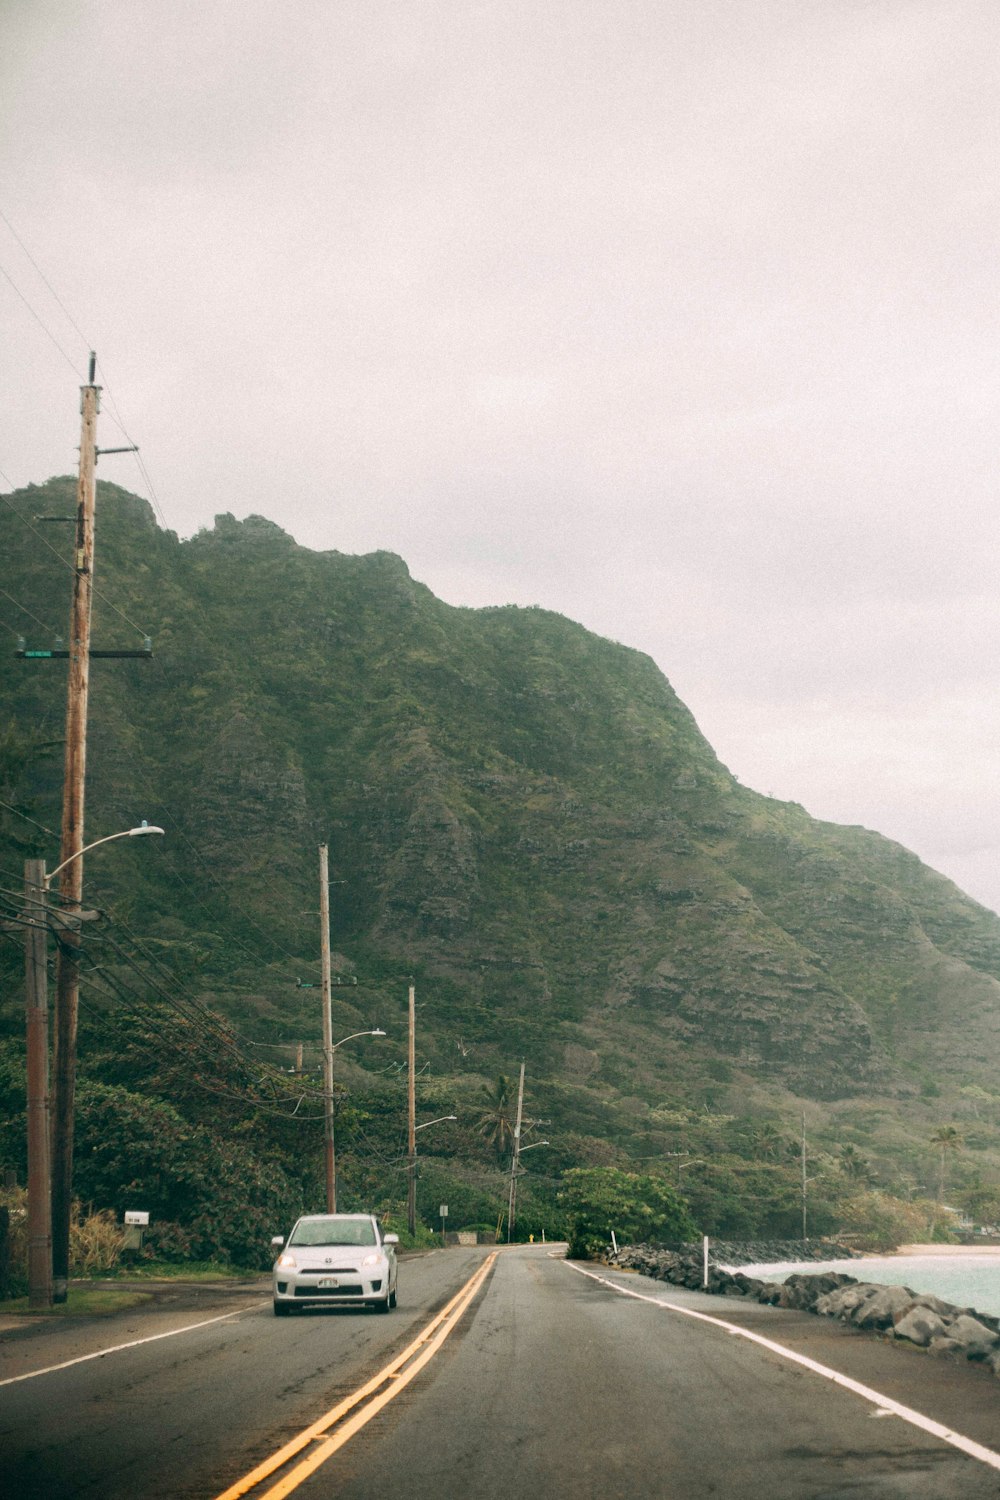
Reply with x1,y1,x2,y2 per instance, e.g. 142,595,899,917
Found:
214,1252,497,1500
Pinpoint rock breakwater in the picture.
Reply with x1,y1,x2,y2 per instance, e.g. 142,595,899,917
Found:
609,1242,1000,1374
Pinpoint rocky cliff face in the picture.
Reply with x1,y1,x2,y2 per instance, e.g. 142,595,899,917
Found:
3,477,1000,1110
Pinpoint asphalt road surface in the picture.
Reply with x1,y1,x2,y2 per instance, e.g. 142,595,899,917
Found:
4,1245,1000,1498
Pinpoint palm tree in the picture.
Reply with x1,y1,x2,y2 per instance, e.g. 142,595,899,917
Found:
838,1144,875,1184
930,1125,963,1212
477,1075,515,1159
749,1122,785,1160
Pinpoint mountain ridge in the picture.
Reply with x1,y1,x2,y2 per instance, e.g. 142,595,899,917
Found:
3,475,1000,1230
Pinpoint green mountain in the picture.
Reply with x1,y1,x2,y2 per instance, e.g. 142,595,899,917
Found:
3,476,1000,1250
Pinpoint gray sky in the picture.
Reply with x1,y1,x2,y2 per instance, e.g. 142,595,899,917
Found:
3,1,1000,911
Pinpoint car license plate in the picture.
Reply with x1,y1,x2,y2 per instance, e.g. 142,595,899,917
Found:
317,1277,338,1288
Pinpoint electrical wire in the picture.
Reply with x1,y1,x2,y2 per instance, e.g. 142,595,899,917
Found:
0,801,60,841
0,206,173,533
73,931,327,1105
0,492,151,643
0,207,92,356
76,975,329,1122
0,255,85,378
0,587,58,637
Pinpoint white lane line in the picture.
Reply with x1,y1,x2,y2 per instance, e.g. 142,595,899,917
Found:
0,1305,258,1388
565,1261,1000,1473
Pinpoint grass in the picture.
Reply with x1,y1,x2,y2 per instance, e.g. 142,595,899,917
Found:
106,1258,258,1281
0,1259,261,1314
2,1287,154,1317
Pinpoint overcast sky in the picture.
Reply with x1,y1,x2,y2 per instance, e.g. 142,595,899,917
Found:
3,1,1000,912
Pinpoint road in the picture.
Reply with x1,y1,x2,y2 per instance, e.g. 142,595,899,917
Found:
4,1245,1000,1498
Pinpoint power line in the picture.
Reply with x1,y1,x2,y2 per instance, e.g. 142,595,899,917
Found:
0,206,92,356
0,587,58,637
0,492,151,642
0,255,85,378
0,207,173,540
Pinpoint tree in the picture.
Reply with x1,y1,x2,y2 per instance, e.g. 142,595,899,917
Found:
838,1144,875,1185
476,1075,515,1159
747,1122,786,1161
558,1167,697,1259
930,1125,963,1214
836,1190,929,1253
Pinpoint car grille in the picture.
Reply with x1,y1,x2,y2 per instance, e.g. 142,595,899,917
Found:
294,1283,362,1297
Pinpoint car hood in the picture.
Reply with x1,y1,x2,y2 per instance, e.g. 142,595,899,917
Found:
283,1246,386,1271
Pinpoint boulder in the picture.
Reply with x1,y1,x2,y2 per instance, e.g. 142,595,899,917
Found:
724,1273,766,1298
946,1315,1000,1360
777,1272,857,1313
892,1307,950,1347
853,1285,918,1330
928,1336,965,1357
904,1292,964,1320
815,1283,881,1319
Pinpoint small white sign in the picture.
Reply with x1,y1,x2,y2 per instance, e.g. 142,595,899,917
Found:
439,1203,448,1217
124,1210,150,1226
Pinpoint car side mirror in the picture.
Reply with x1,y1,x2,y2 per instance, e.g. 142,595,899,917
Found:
383,1233,399,1247
271,1236,285,1248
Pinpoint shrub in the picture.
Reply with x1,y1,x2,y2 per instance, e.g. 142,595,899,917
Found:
0,1188,127,1297
559,1167,697,1259
835,1190,932,1252
0,1187,27,1298
71,1203,127,1276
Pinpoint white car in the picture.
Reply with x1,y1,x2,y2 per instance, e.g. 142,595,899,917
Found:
272,1213,398,1316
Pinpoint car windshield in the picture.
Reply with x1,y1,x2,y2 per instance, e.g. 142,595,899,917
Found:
290,1218,377,1247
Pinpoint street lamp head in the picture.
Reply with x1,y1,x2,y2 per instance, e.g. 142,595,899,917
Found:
45,823,166,886
371,1028,386,1038
414,1114,458,1132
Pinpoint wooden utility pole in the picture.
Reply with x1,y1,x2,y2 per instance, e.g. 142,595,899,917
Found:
801,1111,808,1242
407,981,416,1235
319,845,335,1212
506,1061,526,1243
24,859,52,1310
51,352,100,1302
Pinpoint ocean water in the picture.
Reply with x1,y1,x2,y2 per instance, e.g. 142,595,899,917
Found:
733,1252,1000,1319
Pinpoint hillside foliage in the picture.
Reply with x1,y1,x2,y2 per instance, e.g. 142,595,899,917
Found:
2,478,1000,1260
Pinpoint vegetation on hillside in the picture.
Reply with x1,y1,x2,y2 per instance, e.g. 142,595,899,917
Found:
2,477,1000,1266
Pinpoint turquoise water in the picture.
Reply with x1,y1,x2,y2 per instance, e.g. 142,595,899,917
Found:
734,1253,1000,1318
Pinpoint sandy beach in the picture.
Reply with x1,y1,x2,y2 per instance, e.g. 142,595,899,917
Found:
894,1243,1000,1256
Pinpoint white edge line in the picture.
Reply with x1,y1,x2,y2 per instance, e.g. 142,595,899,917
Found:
564,1261,1000,1473
0,1304,258,1388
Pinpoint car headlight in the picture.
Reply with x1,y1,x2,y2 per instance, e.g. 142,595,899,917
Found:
361,1252,383,1268
277,1252,297,1269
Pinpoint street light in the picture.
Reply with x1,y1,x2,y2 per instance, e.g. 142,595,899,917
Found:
25,822,164,1306
45,822,165,888
507,1135,551,1244
415,1114,458,1132
325,1028,386,1212
406,1114,457,1238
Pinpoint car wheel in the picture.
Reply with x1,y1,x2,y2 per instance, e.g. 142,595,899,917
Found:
389,1287,397,1309
274,1300,291,1317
